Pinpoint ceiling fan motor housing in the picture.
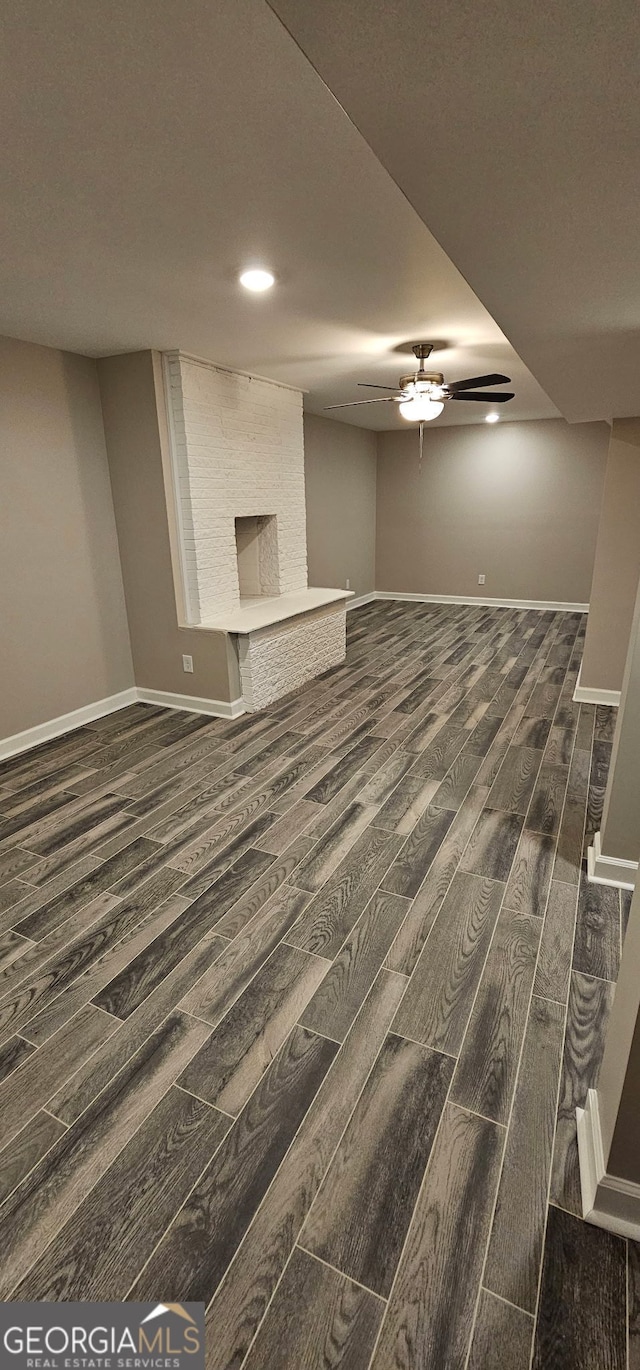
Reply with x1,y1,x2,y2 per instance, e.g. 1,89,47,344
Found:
400,371,444,390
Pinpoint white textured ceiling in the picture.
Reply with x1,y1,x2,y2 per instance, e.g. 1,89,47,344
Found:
0,0,557,429
268,0,640,424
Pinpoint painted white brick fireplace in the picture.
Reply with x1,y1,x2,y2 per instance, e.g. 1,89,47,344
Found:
164,352,351,710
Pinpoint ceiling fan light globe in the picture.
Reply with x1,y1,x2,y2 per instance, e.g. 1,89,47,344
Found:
399,397,444,422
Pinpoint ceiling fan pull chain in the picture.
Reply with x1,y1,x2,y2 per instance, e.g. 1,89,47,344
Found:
419,419,424,474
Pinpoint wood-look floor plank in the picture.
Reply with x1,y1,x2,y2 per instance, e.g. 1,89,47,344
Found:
572,871,621,981
242,1246,384,1370
356,749,416,801
371,773,440,834
629,1241,640,1370
165,810,276,884
512,716,554,750
534,880,577,1002
431,750,483,812
408,724,467,777
0,1003,118,1150
0,854,102,938
392,871,503,1054
0,880,35,923
0,1032,35,1083
12,808,138,886
0,1011,212,1296
300,1034,453,1296
22,793,129,859
90,856,278,1019
450,907,541,1124
544,726,575,765
594,705,617,743
550,971,614,1214
484,995,565,1311
286,826,401,960
299,889,408,1042
532,1204,626,1369
292,802,379,893
49,928,227,1125
130,1024,338,1303
0,1111,68,1208
503,829,555,918
15,1085,230,1300
0,789,86,848
460,807,525,882
178,942,329,1115
173,844,275,922
467,1290,534,1370
526,762,569,837
19,889,191,1047
255,800,320,855
203,969,405,1370
380,803,456,899
552,791,586,886
583,738,612,853
384,784,489,976
487,746,542,814
209,841,312,940
622,888,633,942
179,884,311,1027
303,735,381,805
0,847,44,885
12,837,161,941
370,1103,504,1370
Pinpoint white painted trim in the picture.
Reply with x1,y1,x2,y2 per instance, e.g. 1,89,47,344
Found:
587,831,637,891
0,688,138,761
374,591,589,612
346,591,377,610
135,687,245,719
577,1089,640,1240
573,663,621,707
0,685,246,762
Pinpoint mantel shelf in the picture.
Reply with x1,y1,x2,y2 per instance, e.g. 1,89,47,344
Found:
196,587,353,635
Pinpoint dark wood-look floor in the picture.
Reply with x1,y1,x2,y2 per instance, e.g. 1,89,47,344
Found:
0,601,631,1367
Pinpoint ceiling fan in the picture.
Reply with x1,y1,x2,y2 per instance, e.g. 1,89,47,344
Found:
326,343,515,422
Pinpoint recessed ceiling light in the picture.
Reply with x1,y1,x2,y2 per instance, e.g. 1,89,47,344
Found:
239,268,275,292
485,412,500,423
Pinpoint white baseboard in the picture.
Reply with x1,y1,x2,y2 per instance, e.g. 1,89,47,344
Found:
587,831,637,891
135,687,245,719
577,1089,640,1239
346,591,377,610
573,664,621,707
374,590,589,612
0,688,139,762
0,685,246,762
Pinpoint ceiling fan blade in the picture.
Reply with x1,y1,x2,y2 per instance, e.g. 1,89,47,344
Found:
450,391,515,402
324,397,397,409
447,373,511,392
357,383,401,391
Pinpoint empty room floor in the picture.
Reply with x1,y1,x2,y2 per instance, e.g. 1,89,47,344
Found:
0,601,633,1368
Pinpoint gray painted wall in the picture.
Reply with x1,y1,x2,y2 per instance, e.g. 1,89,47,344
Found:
304,413,377,599
580,418,640,693
0,335,133,740
98,351,238,705
375,417,609,604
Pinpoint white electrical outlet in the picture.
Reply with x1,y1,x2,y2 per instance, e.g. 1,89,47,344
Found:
346,578,350,590
182,654,194,673
478,574,486,585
